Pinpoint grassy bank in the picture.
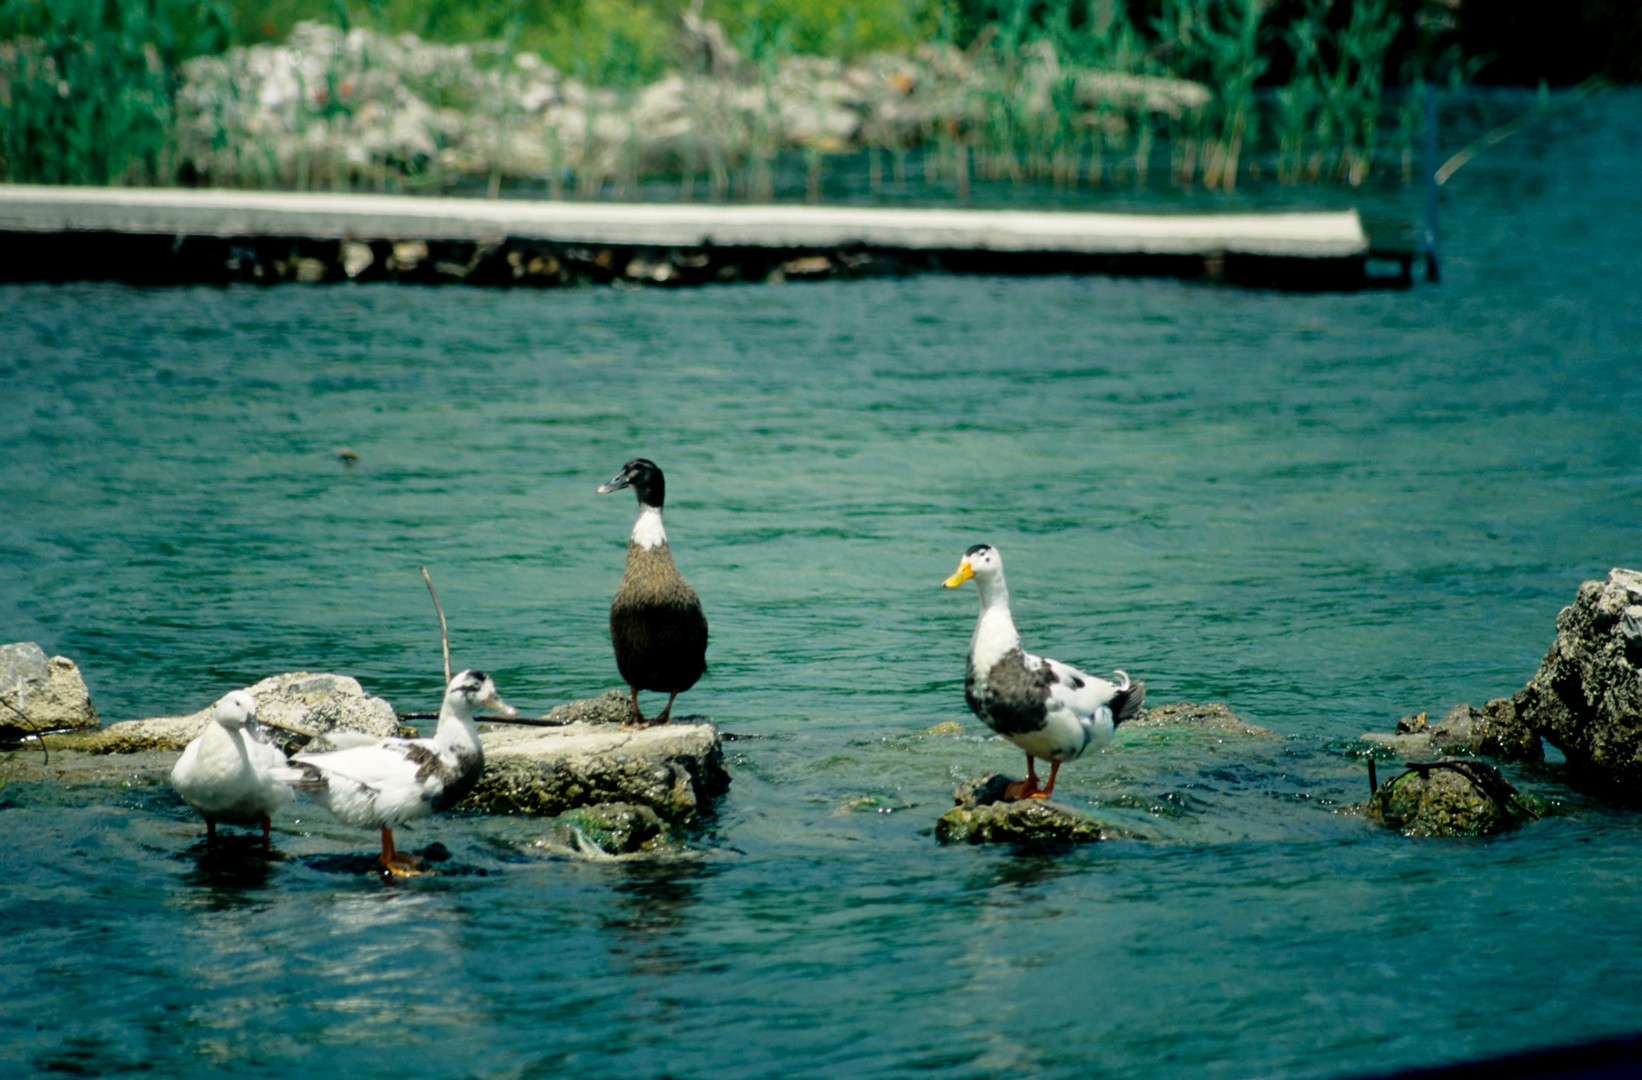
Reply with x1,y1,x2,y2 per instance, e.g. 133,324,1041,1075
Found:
0,0,1583,195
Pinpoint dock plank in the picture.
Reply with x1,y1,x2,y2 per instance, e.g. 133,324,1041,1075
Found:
0,185,1368,259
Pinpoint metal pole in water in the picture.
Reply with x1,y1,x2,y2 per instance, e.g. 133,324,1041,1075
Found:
1423,83,1441,284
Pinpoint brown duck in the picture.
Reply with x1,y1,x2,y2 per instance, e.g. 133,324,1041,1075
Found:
596,458,708,726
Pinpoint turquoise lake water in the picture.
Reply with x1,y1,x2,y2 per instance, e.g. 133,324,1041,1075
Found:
2,92,1640,1079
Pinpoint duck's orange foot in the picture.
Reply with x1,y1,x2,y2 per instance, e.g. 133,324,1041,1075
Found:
1025,790,1051,800
380,853,424,877
1001,779,1040,801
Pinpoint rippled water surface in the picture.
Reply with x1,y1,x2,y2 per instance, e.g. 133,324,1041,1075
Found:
3,93,1641,1079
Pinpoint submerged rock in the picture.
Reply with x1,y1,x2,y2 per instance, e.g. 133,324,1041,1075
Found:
1129,702,1273,736
0,643,99,734
1365,760,1541,837
541,802,672,856
465,718,728,823
1510,568,1642,801
935,773,1106,846
87,672,398,754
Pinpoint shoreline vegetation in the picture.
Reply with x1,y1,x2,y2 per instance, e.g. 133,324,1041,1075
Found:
0,1,1636,198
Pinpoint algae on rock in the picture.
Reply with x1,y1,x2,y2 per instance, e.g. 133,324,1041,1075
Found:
935,774,1106,846
1365,760,1542,837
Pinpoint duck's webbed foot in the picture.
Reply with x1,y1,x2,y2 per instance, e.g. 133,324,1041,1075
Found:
620,686,651,730
650,692,680,727
1002,757,1043,801
379,827,423,877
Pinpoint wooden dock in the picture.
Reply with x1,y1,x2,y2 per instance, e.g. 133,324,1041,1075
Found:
0,184,1391,290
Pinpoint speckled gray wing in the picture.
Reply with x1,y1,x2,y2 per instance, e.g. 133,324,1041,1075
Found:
966,648,1053,736
610,544,709,694
400,742,484,812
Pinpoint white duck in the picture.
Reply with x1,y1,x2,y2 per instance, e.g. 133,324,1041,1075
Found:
944,543,1145,800
281,670,515,875
170,690,293,849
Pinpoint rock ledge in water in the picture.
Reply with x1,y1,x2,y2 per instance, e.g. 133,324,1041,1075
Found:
87,672,398,754
1362,699,1543,763
1365,759,1541,837
1510,568,1642,801
935,773,1106,846
466,718,728,824
0,643,99,734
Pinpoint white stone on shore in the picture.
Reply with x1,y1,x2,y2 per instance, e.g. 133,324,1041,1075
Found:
87,672,397,754
0,643,99,733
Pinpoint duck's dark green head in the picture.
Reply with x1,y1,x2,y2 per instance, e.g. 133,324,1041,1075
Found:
597,458,665,508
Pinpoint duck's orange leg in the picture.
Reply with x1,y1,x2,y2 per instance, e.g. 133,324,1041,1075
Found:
1030,760,1062,800
261,814,273,851
379,826,422,876
1003,756,1042,801
652,691,680,726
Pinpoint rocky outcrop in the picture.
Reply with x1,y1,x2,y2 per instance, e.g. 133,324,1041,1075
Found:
0,643,99,734
173,20,1210,193
1362,699,1543,763
1365,760,1542,837
86,672,398,754
1509,569,1642,801
935,774,1106,846
464,720,728,823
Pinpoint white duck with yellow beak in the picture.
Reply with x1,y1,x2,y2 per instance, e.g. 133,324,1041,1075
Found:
944,543,1144,800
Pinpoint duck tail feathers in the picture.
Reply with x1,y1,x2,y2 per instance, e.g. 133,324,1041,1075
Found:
270,761,328,791
1111,679,1145,727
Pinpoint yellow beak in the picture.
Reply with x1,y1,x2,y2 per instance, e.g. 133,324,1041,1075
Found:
943,560,975,588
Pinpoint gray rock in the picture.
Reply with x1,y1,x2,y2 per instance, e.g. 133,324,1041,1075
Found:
1365,759,1541,837
1129,701,1273,736
1361,699,1542,764
1432,700,1543,762
538,689,630,726
464,718,728,823
1511,569,1642,801
87,672,398,754
935,773,1106,846
0,643,99,734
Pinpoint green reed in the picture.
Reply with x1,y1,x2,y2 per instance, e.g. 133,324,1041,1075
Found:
1,0,1418,195
0,0,229,184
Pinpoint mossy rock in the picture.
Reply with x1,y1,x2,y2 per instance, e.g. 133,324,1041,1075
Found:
935,773,1105,846
1365,760,1542,837
545,802,672,856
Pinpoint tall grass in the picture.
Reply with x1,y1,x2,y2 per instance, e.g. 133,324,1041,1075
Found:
0,0,229,184
1,0,1418,194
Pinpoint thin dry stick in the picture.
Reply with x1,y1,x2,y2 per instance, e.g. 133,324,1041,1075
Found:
421,566,452,687
0,694,49,764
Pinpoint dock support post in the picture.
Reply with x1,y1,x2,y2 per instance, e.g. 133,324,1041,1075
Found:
1422,83,1441,284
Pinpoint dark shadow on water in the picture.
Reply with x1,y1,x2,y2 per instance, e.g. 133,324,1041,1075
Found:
598,860,729,978
601,859,721,935
294,842,493,880
177,834,282,902
962,846,1103,894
